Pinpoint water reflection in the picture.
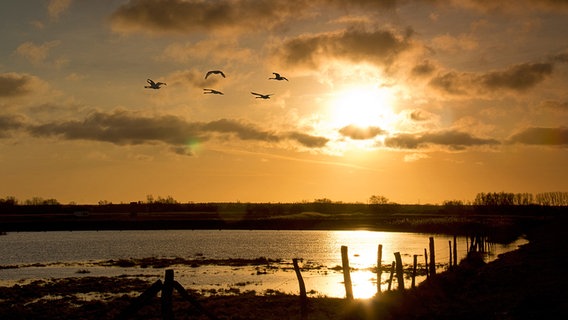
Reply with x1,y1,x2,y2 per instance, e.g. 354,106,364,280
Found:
0,230,527,299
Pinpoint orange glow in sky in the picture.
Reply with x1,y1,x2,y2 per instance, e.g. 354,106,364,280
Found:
0,1,567,204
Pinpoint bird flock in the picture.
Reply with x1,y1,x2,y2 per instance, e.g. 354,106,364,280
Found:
145,71,288,100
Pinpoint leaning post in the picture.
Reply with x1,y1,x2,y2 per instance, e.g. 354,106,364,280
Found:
341,245,354,300
293,258,308,318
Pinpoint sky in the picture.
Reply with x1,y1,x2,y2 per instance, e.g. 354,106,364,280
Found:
1,0,567,205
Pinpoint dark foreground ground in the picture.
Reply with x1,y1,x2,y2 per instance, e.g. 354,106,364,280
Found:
1,216,567,319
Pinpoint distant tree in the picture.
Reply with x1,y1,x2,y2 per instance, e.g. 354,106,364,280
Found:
24,197,60,205
0,196,18,206
368,195,389,205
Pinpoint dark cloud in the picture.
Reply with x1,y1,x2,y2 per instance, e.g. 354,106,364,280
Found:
429,62,554,96
550,52,568,63
0,114,27,138
508,127,568,146
274,27,413,69
109,0,411,35
411,60,436,77
409,110,430,121
25,110,328,153
0,73,35,97
480,62,553,91
385,130,500,150
286,132,329,148
109,0,309,34
339,125,386,140
539,100,568,112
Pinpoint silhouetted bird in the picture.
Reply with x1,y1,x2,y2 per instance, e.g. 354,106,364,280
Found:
205,70,226,79
144,79,166,89
269,72,288,81
251,92,273,99
203,88,224,95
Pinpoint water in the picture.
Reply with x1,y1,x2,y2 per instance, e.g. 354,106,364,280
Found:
0,230,527,298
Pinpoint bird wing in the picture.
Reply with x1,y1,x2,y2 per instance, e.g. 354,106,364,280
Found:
147,79,156,85
273,73,280,77
205,71,213,79
251,92,262,96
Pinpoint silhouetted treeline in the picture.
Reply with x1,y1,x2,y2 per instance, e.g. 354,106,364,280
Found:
1,192,567,217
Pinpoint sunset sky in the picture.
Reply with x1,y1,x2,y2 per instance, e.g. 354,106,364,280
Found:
1,0,567,205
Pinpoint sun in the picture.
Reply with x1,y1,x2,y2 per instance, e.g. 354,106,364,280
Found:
328,85,397,131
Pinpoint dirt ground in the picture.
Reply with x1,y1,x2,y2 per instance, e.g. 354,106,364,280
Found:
1,217,567,319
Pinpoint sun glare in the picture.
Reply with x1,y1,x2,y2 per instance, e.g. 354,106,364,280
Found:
329,85,397,131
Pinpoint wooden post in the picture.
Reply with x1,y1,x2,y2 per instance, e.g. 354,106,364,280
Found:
377,244,383,294
394,252,404,291
453,235,458,267
387,261,395,291
293,258,308,319
429,237,436,276
161,269,174,320
341,246,354,300
424,248,429,278
448,240,452,269
411,254,418,288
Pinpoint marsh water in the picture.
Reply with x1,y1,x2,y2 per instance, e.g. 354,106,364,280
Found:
0,230,527,298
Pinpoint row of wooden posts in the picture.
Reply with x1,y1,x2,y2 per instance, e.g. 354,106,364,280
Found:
118,235,476,319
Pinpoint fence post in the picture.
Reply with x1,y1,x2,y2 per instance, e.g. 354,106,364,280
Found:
453,235,458,267
161,269,174,320
394,252,404,291
341,246,354,300
448,240,453,269
377,244,383,294
424,248,429,278
293,258,308,319
429,237,436,276
411,254,418,288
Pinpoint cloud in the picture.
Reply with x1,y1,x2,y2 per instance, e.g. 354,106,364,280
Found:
167,69,215,88
339,125,386,140
0,114,27,138
15,41,61,65
25,110,328,153
429,62,554,96
0,73,40,97
480,62,553,91
273,27,413,70
109,0,309,35
508,127,568,146
48,0,72,20
403,152,430,162
411,60,437,77
161,39,253,64
538,100,568,112
384,130,500,150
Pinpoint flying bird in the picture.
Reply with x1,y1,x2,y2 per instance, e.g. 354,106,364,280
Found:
144,79,166,89
205,70,226,79
251,92,273,99
269,72,288,81
203,88,224,95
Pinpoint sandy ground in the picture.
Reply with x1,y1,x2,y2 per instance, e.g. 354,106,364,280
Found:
1,217,567,319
